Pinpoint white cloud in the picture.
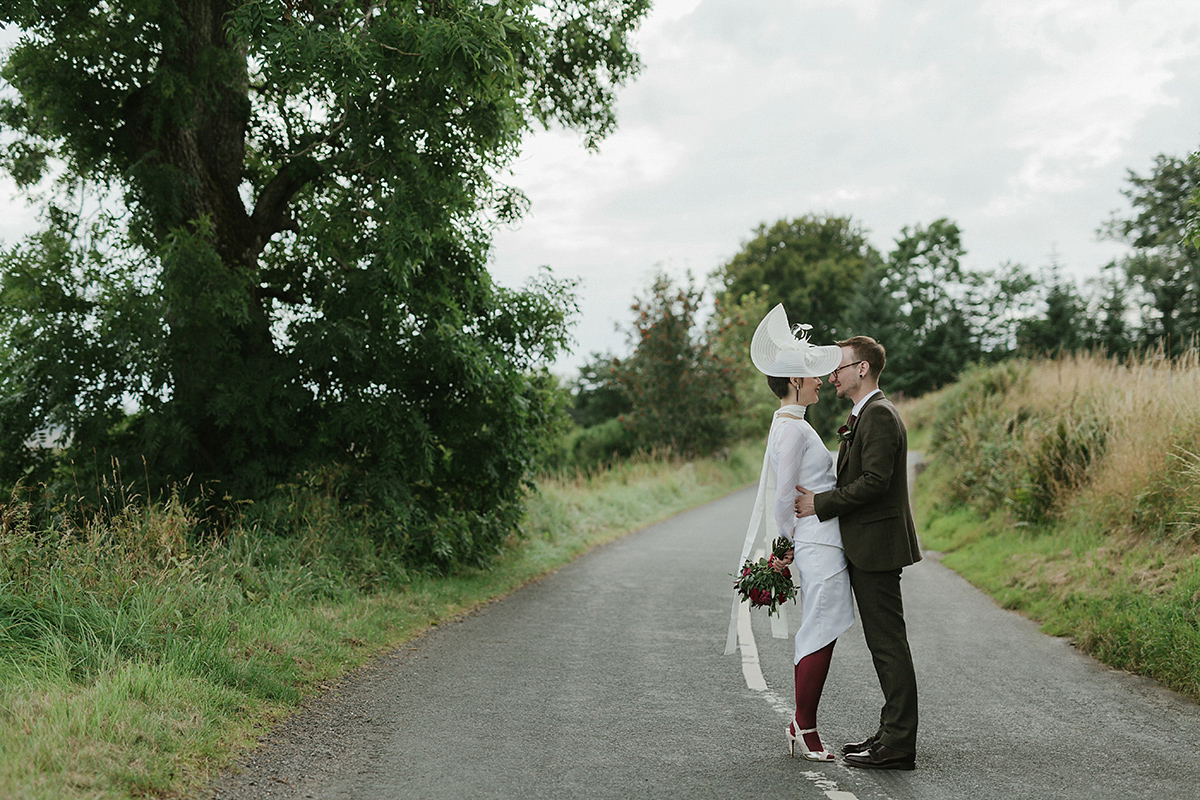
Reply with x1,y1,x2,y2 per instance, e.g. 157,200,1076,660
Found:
641,0,704,27
980,0,1198,211
0,181,39,246
805,184,901,208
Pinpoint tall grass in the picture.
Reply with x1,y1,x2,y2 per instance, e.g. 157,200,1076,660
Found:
0,443,761,800
906,350,1200,700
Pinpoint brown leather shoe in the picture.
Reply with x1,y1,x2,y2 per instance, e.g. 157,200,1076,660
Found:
841,734,879,756
843,742,915,770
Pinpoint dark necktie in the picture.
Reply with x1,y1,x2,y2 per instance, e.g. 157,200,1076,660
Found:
846,413,857,429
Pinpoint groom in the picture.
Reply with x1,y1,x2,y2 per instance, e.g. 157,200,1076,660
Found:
794,335,921,770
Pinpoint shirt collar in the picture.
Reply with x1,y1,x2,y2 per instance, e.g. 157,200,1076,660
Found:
851,388,882,419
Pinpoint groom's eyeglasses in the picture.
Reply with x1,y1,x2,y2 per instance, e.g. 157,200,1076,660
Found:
830,360,865,378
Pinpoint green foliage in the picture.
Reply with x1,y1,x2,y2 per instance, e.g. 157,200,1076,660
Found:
705,290,788,440
568,351,632,429
557,417,637,471
839,220,1045,399
923,360,1111,524
876,218,981,395
923,362,1031,517
612,272,738,458
711,219,870,437
1016,273,1086,356
707,214,1038,405
1188,147,1200,250
887,218,969,336
907,354,1200,700
1117,434,1200,544
1084,264,1135,359
713,214,882,345
926,359,1030,450
923,352,1200,539
1166,442,1200,543
1024,415,1109,521
0,0,648,567
1105,153,1200,355
545,275,747,476
841,264,904,354
700,146,1200,415
912,484,1200,703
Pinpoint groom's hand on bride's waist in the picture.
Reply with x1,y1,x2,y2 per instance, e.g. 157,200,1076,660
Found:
794,487,816,518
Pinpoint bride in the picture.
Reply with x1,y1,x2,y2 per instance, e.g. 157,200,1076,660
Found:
736,304,856,762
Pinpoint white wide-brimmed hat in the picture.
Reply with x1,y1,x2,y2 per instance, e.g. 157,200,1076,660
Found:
750,304,842,377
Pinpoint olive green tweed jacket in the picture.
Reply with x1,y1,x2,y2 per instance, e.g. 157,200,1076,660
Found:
814,393,922,572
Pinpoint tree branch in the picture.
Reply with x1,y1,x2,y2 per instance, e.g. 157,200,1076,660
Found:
250,159,319,243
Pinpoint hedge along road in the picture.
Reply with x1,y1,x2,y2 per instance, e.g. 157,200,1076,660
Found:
207,461,1200,800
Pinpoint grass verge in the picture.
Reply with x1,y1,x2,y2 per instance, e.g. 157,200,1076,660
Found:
915,478,1200,701
903,352,1200,703
0,443,761,800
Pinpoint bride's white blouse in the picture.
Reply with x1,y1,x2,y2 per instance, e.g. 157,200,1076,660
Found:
767,405,844,549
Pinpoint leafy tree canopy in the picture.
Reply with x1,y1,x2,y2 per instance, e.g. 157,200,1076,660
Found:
705,290,783,440
0,0,648,567
1016,273,1085,357
568,352,631,429
854,218,1039,398
1104,153,1200,354
713,214,882,343
613,272,737,458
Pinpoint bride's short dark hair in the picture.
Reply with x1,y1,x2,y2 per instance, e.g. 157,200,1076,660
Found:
767,375,798,399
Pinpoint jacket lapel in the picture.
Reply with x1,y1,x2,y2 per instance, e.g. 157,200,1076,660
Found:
837,393,884,479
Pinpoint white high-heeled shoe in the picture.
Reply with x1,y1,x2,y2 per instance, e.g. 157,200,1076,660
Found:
786,718,834,762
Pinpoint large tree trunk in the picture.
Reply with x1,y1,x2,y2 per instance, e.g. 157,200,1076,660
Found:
122,0,285,477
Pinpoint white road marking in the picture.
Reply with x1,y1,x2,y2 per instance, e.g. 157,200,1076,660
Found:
738,547,792,713
738,547,801,715
800,770,860,798
736,599,769,691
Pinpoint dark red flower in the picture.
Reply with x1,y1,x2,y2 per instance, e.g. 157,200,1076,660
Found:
748,588,773,606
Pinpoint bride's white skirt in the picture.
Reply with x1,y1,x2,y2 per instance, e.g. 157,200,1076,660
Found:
792,541,856,664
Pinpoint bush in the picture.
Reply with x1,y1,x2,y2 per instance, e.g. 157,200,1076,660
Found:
911,350,1200,535
919,358,1111,523
565,418,638,470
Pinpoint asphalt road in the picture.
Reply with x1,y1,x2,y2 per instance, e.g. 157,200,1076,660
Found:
207,471,1200,800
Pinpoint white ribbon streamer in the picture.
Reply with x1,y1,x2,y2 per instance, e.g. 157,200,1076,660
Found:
724,433,790,655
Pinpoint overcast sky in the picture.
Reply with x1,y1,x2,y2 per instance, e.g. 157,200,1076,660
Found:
3,2,1200,377
488,0,1200,374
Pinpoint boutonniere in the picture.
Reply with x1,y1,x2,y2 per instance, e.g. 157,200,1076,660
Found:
837,424,854,444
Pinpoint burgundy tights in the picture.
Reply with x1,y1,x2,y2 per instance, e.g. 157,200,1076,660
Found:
794,639,837,752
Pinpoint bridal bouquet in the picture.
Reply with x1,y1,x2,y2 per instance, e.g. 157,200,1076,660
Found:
733,536,797,617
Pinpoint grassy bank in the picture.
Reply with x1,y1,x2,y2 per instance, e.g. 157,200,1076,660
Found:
903,352,1200,701
0,443,761,800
